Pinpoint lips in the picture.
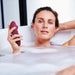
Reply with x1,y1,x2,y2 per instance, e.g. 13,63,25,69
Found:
41,30,48,34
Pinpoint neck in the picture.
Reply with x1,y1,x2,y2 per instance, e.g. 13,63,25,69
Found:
35,38,50,47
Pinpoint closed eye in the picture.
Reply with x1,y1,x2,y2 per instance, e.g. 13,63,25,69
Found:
48,22,53,24
38,20,43,23
48,19,54,24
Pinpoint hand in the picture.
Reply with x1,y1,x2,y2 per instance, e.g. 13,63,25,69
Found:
54,23,64,34
57,65,75,75
7,24,23,53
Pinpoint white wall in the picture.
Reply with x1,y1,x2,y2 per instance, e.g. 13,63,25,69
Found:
69,0,75,20
27,0,75,26
27,0,45,26
0,0,2,29
3,0,20,28
1,0,75,27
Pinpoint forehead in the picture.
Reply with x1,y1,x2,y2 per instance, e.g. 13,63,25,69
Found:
36,10,55,20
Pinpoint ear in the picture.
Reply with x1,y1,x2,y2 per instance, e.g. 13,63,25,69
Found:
31,23,35,30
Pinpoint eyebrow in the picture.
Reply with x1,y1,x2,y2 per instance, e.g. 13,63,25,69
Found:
37,18,44,20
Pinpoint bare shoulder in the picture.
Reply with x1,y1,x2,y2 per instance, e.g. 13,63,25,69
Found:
63,36,75,46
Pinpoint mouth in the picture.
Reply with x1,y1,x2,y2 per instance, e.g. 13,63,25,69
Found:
41,30,49,34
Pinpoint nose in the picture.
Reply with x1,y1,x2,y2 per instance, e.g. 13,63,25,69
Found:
43,22,48,28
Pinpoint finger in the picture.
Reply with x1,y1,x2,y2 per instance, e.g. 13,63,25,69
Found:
54,28,60,34
12,34,23,39
8,27,16,36
8,24,10,31
56,28,60,32
14,38,23,42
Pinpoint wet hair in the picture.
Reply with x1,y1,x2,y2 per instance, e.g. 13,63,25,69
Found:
32,6,59,27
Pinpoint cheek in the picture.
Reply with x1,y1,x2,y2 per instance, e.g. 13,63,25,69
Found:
33,24,41,36
49,25,55,32
34,24,41,31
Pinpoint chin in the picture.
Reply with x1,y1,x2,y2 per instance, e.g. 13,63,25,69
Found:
40,36,51,40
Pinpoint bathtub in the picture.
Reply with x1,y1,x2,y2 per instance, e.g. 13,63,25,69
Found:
0,26,75,75
0,26,75,55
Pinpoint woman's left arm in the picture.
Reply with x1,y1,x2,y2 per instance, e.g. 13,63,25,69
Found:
60,20,75,30
56,20,75,46
55,20,75,33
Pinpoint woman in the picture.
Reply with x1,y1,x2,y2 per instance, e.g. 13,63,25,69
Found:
7,7,75,54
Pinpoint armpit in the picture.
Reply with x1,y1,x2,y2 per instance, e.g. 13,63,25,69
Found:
63,35,75,46
69,35,75,46
62,41,69,46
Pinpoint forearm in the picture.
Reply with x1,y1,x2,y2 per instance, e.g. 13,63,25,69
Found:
60,20,75,30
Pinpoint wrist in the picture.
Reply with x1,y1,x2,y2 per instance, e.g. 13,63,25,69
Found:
13,49,20,54
59,23,65,30
12,46,20,54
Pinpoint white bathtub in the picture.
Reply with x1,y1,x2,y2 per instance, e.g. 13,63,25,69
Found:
0,26,75,55
0,26,75,75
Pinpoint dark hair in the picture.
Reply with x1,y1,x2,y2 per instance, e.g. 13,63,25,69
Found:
32,6,59,27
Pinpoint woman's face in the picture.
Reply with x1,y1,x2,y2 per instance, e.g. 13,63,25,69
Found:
32,10,56,40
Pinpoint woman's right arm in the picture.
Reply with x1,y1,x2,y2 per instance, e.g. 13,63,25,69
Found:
7,25,23,54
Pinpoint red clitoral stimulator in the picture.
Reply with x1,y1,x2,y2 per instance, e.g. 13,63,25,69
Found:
10,21,21,46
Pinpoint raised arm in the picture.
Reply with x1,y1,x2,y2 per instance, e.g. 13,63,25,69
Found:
55,20,75,32
55,20,75,46
60,20,75,30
